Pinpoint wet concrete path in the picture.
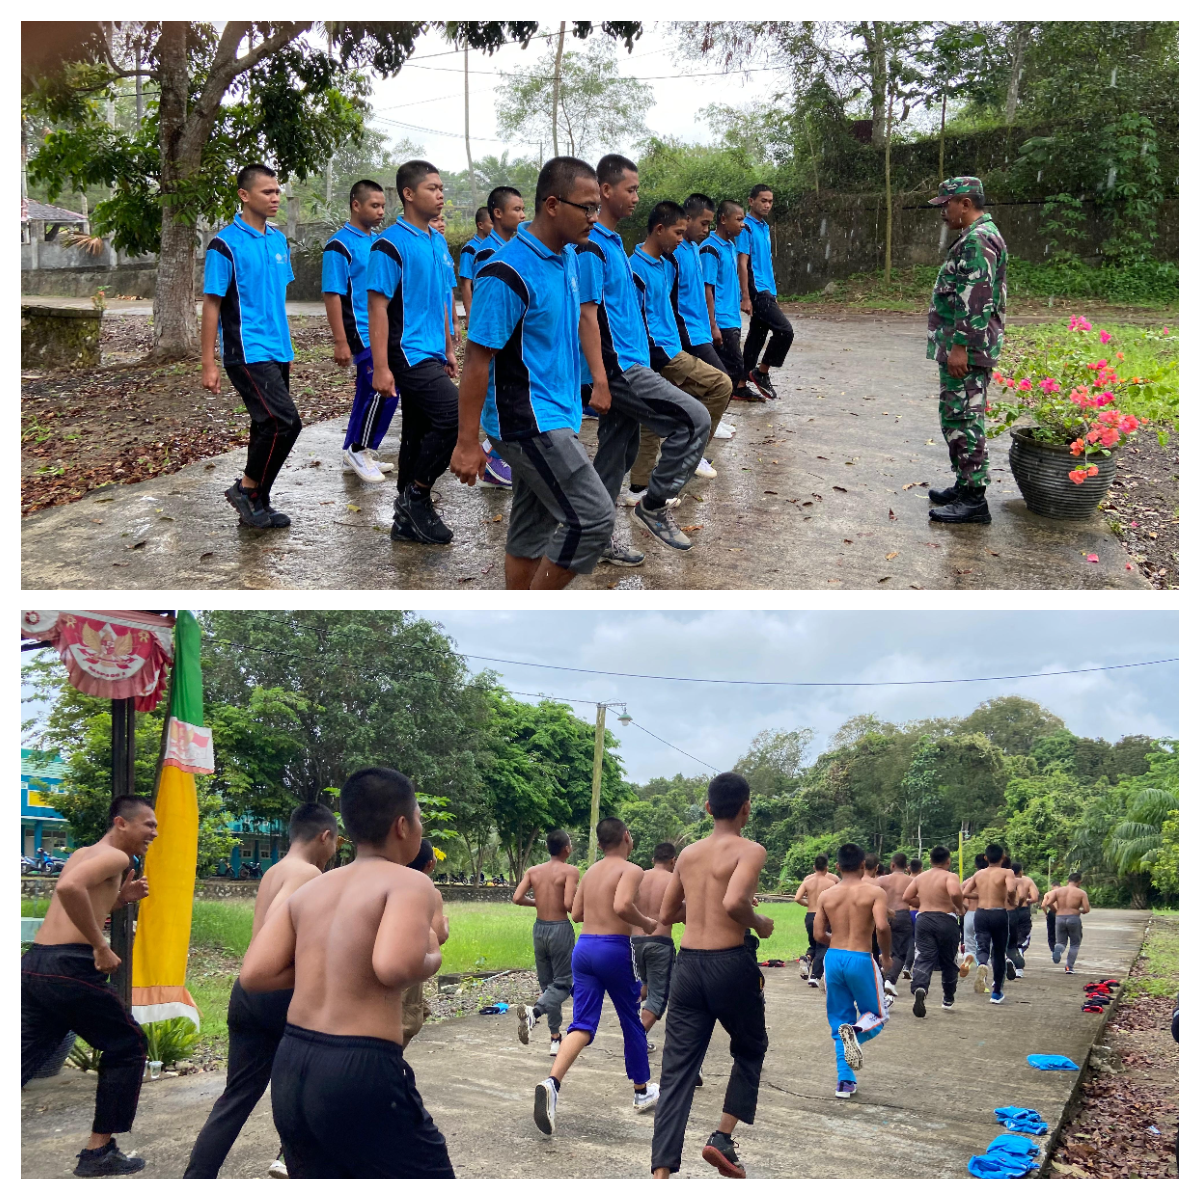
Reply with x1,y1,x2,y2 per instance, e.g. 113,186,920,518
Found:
21,908,1147,1178
22,314,1145,591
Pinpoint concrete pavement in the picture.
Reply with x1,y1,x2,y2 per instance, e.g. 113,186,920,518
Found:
21,908,1147,1178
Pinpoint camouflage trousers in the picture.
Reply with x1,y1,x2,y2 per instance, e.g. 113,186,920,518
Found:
938,366,990,489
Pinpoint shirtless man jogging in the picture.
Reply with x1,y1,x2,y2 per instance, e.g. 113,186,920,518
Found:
513,829,580,1056
633,842,680,1037
878,852,912,1000
1009,863,1039,978
21,796,156,1176
241,767,453,1178
960,853,989,976
795,854,838,987
186,803,338,1178
533,817,659,1135
1046,873,1090,973
651,772,773,1180
969,844,1017,1003
902,846,965,1016
812,844,891,1100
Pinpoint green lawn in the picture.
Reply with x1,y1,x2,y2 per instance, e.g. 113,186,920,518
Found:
1125,912,1178,999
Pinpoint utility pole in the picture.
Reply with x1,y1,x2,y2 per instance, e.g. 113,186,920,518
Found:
464,49,479,215
551,21,566,158
325,30,335,206
588,702,631,865
939,93,947,181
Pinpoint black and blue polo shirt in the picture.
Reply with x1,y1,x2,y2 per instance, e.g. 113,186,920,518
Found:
670,238,714,346
458,232,489,282
736,212,777,297
321,222,377,355
366,216,450,368
700,232,742,330
574,220,652,383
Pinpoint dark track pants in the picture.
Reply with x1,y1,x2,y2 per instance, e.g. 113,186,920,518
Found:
911,912,960,1002
1046,911,1057,953
742,292,794,372
974,908,1013,995
392,357,459,491
184,981,292,1177
715,328,746,383
804,912,827,979
21,943,147,1134
651,945,768,1176
224,361,302,496
1010,907,1032,969
344,348,397,451
683,338,730,380
884,911,913,986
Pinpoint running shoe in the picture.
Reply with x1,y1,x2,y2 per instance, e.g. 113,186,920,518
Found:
646,1041,657,1053
990,992,1005,1004
517,1003,536,1044
884,979,897,998
808,977,820,989
974,963,990,994
581,404,601,420
267,1159,288,1178
367,448,394,473
533,1079,558,1135
1052,946,1063,964
702,1131,745,1179
343,447,385,483
902,968,912,980
837,1022,864,1069
732,385,764,402
834,1080,857,1099
798,956,811,979
598,540,645,567
942,996,955,1010
548,1038,561,1058
749,368,777,400
959,952,976,979
394,487,453,545
619,486,679,509
634,499,692,551
712,419,736,439
633,1082,660,1113
693,457,717,480
1015,969,1024,979
912,987,927,1018
1005,959,1017,981
74,1142,145,1177
1064,966,1075,974
224,480,274,529
259,494,292,528
479,451,512,489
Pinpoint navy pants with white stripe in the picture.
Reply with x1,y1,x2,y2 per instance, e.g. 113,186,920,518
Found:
343,349,397,451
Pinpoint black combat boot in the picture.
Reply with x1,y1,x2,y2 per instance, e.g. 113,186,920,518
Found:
927,481,961,505
929,486,991,524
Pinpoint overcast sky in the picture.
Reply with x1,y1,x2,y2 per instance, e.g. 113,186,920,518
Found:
413,610,1179,783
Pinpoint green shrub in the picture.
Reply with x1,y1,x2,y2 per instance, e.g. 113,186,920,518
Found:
142,1017,200,1067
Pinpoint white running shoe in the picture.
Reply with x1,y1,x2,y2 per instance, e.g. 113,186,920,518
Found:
367,449,394,473
343,447,384,482
884,979,897,998
693,457,718,479
837,1023,864,1070
534,1079,558,1135
960,952,976,979
549,1038,561,1058
1015,969,1024,978
713,419,736,439
633,1082,660,1113
267,1160,288,1179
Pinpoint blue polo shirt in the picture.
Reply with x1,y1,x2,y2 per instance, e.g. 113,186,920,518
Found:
468,227,582,441
700,233,742,329
736,212,777,297
458,232,489,282
671,239,713,346
629,244,682,368
321,222,377,355
367,216,449,368
203,214,294,365
472,228,512,272
574,221,651,377
433,227,457,325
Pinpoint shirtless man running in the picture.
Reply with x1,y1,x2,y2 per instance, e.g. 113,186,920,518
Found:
901,846,964,1016
795,854,838,987
513,828,580,1055
960,853,989,976
634,842,680,1037
651,772,773,1180
533,817,659,1136
1009,862,1039,979
813,843,891,1100
968,844,1017,1003
241,767,453,1178
186,802,338,1178
21,796,156,1176
877,853,911,1001
1045,873,1090,973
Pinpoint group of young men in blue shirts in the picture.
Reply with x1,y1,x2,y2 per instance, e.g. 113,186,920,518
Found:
202,156,794,586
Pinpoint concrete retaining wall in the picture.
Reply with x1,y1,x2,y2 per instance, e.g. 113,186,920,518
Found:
21,304,101,369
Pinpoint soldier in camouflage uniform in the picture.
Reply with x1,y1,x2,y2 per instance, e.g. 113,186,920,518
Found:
925,176,1007,524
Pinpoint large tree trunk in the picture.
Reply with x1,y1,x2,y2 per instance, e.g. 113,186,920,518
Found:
1004,23,1030,126
865,22,889,149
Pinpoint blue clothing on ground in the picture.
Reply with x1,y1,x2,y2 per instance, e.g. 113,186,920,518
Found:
566,933,650,1085
988,1134,1041,1159
995,1107,1048,1135
322,222,377,355
467,227,583,442
670,240,714,347
458,232,489,281
203,213,294,365
1027,1054,1079,1071
629,244,683,366
823,947,889,1084
967,1151,1038,1179
367,217,450,368
735,212,777,297
700,234,742,330
575,221,652,374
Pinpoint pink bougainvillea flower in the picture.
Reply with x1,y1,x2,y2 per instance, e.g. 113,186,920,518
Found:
1095,390,1114,406
1086,429,1102,443
1086,553,1100,562
1099,330,1111,344
993,369,1004,383
1118,415,1139,433
1069,438,1086,456
1069,469,1088,484
1100,428,1120,447
1163,325,1170,334
1005,377,1017,389
1017,378,1032,391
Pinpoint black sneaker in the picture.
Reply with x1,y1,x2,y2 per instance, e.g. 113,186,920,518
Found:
927,482,961,505
395,487,453,544
74,1141,146,1177
749,368,777,400
634,498,692,551
731,385,764,402
259,494,292,527
929,488,991,524
224,481,273,529
701,1131,745,1179
1005,959,1017,981
912,986,927,1018
942,995,955,1009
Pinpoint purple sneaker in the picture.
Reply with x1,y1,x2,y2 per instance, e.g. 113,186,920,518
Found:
480,451,512,489
835,1080,857,1099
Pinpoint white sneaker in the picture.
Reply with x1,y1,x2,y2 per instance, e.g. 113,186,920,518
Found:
549,1038,561,1058
713,419,736,439
534,1079,558,1135
267,1160,288,1179
693,457,717,479
517,1003,536,1045
633,1082,660,1113
343,447,384,482
367,449,394,473
884,979,897,998
1015,969,1024,978
619,487,679,508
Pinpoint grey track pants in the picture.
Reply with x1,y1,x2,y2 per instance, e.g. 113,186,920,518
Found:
533,919,576,1035
1054,915,1083,969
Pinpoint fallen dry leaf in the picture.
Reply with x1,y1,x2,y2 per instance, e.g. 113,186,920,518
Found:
200,552,214,560
492,514,503,523
833,485,848,493
802,501,813,507
878,576,891,583
680,524,704,533
886,551,899,560
888,509,896,520
347,503,361,513
843,539,853,544
985,548,1000,557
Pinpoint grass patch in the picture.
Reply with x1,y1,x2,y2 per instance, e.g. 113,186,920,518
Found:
21,897,51,918
190,898,255,956
1125,913,1177,999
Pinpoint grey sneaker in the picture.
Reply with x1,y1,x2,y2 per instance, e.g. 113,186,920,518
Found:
837,1022,864,1069
598,539,645,567
634,498,692,551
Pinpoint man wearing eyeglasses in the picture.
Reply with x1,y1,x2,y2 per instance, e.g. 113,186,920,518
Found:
576,154,711,558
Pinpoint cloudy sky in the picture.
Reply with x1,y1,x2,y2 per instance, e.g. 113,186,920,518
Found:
414,609,1179,783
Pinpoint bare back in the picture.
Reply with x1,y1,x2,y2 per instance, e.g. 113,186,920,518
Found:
524,858,579,921
636,865,676,936
904,866,963,915
1053,883,1089,916
673,831,766,950
575,855,647,936
251,855,322,940
817,879,888,953
877,871,911,913
795,870,838,912
974,864,1017,909
35,842,128,946
1015,876,1038,907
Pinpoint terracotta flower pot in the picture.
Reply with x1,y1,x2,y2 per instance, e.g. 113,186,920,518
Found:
1008,429,1118,520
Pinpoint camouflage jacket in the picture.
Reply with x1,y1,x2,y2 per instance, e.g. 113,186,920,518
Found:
926,214,1007,368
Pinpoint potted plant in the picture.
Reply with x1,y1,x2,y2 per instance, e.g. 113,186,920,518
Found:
987,314,1142,520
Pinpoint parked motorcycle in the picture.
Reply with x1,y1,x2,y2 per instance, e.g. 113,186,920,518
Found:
239,859,263,880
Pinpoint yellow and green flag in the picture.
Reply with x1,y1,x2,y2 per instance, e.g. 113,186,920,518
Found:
131,611,213,1028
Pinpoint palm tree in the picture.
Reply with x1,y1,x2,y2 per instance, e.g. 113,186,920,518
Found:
1104,787,1176,908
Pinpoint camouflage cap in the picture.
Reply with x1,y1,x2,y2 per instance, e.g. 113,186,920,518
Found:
929,176,985,205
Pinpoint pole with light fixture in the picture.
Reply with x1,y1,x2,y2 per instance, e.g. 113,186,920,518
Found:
589,701,631,865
